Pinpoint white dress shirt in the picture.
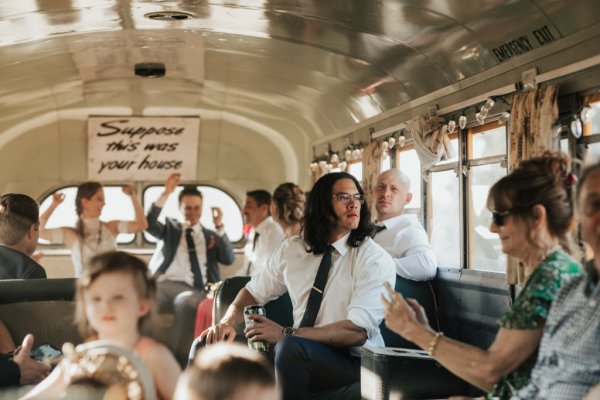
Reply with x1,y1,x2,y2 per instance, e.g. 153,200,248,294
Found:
245,216,284,276
373,214,437,281
159,222,208,286
246,233,396,356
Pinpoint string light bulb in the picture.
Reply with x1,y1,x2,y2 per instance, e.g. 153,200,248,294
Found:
330,153,339,164
459,115,467,130
345,149,352,160
581,106,593,124
481,97,495,112
475,111,485,125
388,136,396,148
447,120,456,133
397,134,406,148
498,111,510,125
570,116,583,138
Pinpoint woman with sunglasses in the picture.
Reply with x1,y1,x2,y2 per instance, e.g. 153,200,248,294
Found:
381,152,582,399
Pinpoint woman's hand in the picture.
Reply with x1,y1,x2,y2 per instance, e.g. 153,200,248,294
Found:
51,193,65,206
122,185,136,196
381,281,431,341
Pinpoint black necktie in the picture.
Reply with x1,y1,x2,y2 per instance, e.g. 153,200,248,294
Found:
300,245,334,328
374,225,386,235
246,232,261,275
185,228,204,290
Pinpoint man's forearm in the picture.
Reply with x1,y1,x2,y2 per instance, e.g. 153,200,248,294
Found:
295,320,368,348
220,288,258,326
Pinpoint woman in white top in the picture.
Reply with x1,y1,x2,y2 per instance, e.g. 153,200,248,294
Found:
39,181,148,276
270,182,305,239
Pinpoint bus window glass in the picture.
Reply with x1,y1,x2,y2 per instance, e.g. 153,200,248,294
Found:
435,138,459,165
585,142,600,164
470,163,507,272
397,149,421,210
471,126,506,158
143,186,243,243
430,169,460,268
381,155,391,171
39,187,135,244
590,102,600,134
348,162,363,182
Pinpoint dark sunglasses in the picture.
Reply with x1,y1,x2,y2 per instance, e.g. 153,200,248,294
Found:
491,210,512,227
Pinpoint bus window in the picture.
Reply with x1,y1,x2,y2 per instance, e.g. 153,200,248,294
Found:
468,123,508,272
348,162,363,182
430,168,460,268
39,186,135,244
143,185,244,244
397,148,421,210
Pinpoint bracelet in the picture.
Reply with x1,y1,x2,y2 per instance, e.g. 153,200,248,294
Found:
426,332,443,356
215,224,224,229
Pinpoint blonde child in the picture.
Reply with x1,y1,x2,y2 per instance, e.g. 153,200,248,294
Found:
22,251,181,400
175,342,279,400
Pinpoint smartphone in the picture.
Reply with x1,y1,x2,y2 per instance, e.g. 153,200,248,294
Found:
30,343,62,362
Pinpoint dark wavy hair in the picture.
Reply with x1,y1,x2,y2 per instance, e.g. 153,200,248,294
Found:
301,172,374,254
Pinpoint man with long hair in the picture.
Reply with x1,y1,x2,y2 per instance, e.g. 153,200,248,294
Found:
201,172,395,399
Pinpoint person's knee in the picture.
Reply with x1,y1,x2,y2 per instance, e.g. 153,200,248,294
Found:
274,336,308,369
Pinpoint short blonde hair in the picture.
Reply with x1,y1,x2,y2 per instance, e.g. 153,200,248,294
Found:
178,343,275,400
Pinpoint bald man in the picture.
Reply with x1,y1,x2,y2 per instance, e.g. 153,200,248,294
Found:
373,169,437,281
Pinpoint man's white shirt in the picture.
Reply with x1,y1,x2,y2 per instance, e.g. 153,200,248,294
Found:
246,233,396,356
373,214,437,281
244,216,284,276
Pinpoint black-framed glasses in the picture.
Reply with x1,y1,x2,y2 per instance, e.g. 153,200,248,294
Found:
333,193,365,205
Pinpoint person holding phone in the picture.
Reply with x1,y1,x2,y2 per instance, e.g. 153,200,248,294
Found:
146,173,236,313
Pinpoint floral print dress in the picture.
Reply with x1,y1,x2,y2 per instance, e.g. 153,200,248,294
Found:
488,249,582,400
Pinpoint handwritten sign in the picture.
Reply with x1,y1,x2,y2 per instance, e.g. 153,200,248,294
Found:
87,116,200,181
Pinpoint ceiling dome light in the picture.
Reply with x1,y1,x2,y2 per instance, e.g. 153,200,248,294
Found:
144,11,195,21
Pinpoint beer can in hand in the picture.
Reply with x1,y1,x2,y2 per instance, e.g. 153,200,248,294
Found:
244,305,270,352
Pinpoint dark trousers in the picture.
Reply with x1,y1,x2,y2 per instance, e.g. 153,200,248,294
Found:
156,280,205,313
274,336,360,400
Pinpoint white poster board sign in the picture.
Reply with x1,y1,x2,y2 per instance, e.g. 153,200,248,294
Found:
87,116,200,181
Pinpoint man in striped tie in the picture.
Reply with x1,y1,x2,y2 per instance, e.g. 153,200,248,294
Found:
201,172,395,400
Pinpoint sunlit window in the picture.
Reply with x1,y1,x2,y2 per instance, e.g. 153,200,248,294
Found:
467,122,507,272
430,169,460,268
39,186,135,244
143,186,244,243
348,162,363,182
470,163,507,272
397,148,421,210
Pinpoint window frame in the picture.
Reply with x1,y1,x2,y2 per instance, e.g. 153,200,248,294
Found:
141,183,246,247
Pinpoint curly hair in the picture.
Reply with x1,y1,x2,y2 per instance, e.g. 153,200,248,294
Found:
272,182,305,225
487,151,575,251
301,172,374,254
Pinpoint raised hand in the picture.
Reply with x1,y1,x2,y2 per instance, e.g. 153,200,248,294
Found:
51,193,65,206
164,173,181,195
122,185,137,196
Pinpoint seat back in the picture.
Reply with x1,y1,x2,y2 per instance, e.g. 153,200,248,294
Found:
380,275,439,348
213,276,293,337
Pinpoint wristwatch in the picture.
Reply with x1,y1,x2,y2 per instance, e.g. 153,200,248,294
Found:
283,327,296,336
